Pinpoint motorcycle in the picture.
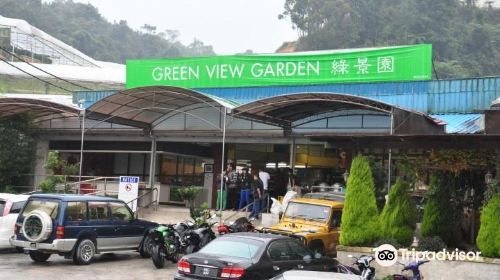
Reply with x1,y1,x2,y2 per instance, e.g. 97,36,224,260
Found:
148,224,181,269
174,220,216,254
345,255,429,280
216,217,255,235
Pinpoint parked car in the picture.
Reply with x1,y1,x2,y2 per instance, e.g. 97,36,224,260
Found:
260,196,343,256
174,232,340,280
0,193,29,250
10,194,157,265
271,270,362,280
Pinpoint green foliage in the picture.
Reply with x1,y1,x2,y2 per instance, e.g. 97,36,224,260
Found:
476,195,500,258
281,0,500,78
340,154,380,246
379,179,417,247
190,202,213,226
39,150,78,193
0,0,215,64
0,114,35,188
421,173,458,245
174,186,202,210
39,176,64,193
417,236,447,252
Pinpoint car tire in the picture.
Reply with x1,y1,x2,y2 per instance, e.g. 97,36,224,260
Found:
139,235,153,258
151,244,166,269
22,210,53,242
29,251,51,262
73,239,96,265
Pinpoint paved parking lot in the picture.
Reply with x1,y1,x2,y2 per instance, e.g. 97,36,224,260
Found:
0,250,177,280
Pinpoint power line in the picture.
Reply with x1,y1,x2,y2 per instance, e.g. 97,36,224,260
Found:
0,46,93,90
0,56,72,92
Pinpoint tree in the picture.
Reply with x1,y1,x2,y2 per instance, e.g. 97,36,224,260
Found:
280,0,500,78
421,172,458,245
0,114,35,191
379,178,417,247
476,195,500,258
340,154,380,246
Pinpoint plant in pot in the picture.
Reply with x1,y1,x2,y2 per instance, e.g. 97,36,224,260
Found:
175,186,202,211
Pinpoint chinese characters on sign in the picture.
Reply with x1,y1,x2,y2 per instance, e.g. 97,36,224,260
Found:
331,56,394,76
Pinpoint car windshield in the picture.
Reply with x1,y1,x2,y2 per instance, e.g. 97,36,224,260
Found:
284,202,331,222
199,237,263,259
21,199,59,219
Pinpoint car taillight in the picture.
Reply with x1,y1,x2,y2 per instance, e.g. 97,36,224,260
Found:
56,226,64,239
178,259,191,274
221,267,245,279
3,201,13,216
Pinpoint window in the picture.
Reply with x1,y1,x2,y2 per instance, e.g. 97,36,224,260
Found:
109,202,132,221
9,201,26,214
89,202,110,221
287,240,312,260
268,240,291,261
331,210,342,228
284,202,331,222
0,200,5,217
66,202,87,221
21,200,59,219
199,238,262,259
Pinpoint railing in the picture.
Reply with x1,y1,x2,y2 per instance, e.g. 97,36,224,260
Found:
63,176,120,194
125,187,159,217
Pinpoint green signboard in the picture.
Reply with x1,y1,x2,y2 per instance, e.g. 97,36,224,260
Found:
126,44,432,89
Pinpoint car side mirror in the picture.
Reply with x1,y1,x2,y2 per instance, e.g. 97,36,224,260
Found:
303,255,312,264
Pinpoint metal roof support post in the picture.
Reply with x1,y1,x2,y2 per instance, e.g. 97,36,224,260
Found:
148,135,157,189
219,107,228,225
78,102,85,193
289,138,296,172
387,109,394,195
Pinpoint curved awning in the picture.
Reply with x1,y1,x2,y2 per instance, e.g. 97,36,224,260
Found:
86,86,238,129
232,93,444,134
0,97,80,122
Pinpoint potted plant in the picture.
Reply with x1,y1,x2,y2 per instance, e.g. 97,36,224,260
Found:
175,186,202,210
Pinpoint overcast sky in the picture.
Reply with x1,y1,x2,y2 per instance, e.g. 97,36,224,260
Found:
70,0,298,54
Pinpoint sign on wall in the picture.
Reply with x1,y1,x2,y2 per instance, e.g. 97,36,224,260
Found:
126,44,432,89
118,176,139,212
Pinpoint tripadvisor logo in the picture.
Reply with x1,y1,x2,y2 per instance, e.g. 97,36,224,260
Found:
373,244,482,267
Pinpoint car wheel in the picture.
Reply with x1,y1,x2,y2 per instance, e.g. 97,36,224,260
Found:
29,251,51,262
151,244,166,269
73,239,96,265
139,235,153,258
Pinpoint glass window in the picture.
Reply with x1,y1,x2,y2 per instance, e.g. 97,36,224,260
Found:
129,154,145,175
0,200,5,217
199,238,263,259
88,202,110,221
10,201,27,214
161,156,177,175
183,158,194,175
284,202,331,222
268,240,291,261
66,202,87,221
113,153,128,174
331,210,342,228
109,202,132,221
21,199,59,219
287,240,312,260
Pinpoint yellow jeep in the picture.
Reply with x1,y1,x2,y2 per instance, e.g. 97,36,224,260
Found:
260,194,343,257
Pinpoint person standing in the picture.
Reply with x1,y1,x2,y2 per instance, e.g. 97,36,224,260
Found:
224,162,238,210
258,168,271,212
249,173,263,221
238,168,252,210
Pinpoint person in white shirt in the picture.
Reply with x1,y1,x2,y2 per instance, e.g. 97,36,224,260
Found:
258,168,270,212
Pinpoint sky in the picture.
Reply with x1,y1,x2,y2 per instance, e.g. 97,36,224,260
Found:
70,0,298,55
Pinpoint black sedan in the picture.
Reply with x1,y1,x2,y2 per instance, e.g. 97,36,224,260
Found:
174,232,339,280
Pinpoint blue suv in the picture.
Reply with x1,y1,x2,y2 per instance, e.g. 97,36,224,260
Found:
10,194,157,265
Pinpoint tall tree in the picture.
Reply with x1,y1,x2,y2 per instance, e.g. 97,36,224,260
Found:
280,0,500,78
0,115,35,190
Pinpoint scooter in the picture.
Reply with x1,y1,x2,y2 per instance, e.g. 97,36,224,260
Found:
392,260,430,280
346,255,429,280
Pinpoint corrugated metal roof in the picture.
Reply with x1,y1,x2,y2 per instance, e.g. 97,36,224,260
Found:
431,114,483,134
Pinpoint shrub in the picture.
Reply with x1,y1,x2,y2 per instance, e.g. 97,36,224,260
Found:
175,186,202,210
340,154,380,246
421,172,456,245
379,178,417,247
476,195,500,258
373,236,401,249
417,236,447,252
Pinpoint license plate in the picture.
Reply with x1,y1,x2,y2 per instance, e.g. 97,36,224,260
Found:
195,266,218,277
30,243,36,248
